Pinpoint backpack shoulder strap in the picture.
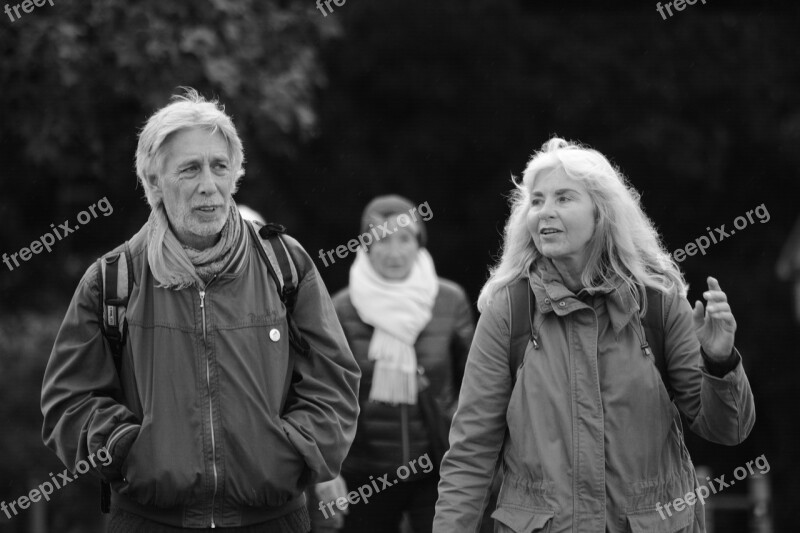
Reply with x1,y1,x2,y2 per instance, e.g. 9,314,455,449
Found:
642,287,670,398
507,278,535,385
97,243,133,363
95,243,133,514
246,219,300,312
245,218,310,416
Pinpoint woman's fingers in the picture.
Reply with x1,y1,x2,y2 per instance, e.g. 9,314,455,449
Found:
704,302,731,314
692,300,706,330
708,311,736,323
704,277,729,302
703,290,728,303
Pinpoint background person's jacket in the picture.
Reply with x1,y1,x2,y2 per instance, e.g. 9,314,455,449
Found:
433,261,755,533
41,222,361,529
334,279,474,478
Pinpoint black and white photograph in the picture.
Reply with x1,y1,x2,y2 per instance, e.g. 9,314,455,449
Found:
0,1,797,532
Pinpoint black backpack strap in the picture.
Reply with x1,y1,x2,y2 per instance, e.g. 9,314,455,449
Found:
245,219,310,413
255,221,300,309
96,243,133,514
507,278,535,386
642,286,670,399
98,244,133,360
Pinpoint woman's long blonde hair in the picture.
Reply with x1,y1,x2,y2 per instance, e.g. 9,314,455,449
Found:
477,137,686,312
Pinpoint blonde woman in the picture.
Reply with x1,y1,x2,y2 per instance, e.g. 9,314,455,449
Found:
433,138,755,533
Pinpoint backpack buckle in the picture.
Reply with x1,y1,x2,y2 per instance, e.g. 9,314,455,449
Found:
259,222,287,238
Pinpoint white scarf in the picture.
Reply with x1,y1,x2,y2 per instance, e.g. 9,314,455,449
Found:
349,248,439,405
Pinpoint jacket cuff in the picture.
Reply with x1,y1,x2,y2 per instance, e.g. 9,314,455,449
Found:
101,423,140,481
701,347,741,378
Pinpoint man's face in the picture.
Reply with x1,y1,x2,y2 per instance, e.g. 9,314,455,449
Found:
153,127,234,249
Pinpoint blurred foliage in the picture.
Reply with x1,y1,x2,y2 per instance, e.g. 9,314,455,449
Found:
1,0,799,530
0,311,107,532
0,0,339,304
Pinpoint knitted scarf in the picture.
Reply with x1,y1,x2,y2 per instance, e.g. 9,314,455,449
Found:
349,248,439,405
146,201,246,290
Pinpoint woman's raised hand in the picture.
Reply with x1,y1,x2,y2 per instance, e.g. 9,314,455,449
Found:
692,276,737,360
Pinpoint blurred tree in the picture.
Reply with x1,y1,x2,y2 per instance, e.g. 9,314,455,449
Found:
0,0,340,305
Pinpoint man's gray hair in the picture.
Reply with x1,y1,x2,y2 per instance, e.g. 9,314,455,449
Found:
135,88,245,208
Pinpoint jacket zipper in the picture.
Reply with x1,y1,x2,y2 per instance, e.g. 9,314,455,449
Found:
199,290,218,528
400,404,410,466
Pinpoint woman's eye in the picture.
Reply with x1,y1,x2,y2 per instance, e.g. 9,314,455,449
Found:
531,198,542,206
558,195,570,203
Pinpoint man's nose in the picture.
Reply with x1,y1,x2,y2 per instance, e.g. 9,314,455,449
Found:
196,164,216,194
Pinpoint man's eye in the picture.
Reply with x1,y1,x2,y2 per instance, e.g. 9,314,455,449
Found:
531,198,542,206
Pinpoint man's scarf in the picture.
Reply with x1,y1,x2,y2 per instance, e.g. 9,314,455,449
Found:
146,201,246,290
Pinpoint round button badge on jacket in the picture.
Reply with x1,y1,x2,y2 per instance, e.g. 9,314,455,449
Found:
269,328,281,342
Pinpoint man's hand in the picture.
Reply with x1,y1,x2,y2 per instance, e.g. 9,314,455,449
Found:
692,276,736,361
314,474,349,528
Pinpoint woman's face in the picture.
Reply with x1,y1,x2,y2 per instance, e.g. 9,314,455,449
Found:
367,215,420,280
526,166,596,272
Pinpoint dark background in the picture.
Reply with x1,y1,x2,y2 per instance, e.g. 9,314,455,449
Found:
0,0,797,531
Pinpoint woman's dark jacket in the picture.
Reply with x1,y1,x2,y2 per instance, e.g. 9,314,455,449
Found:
334,278,474,477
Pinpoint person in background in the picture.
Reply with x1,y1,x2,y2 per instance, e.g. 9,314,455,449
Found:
308,195,474,533
433,138,755,533
238,204,266,224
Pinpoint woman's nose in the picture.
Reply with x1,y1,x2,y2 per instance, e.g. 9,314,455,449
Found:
538,197,556,219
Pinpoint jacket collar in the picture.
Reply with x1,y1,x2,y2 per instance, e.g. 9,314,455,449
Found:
528,258,639,334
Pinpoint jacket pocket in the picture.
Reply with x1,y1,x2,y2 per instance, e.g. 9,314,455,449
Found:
626,463,700,533
627,508,693,533
116,415,203,507
223,412,307,507
491,506,554,533
491,472,556,533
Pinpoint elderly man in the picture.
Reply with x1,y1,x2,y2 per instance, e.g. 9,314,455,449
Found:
41,89,360,532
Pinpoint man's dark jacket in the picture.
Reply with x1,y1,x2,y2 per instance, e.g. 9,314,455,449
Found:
41,222,361,528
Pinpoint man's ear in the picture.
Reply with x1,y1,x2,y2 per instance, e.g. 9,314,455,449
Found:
146,173,163,202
